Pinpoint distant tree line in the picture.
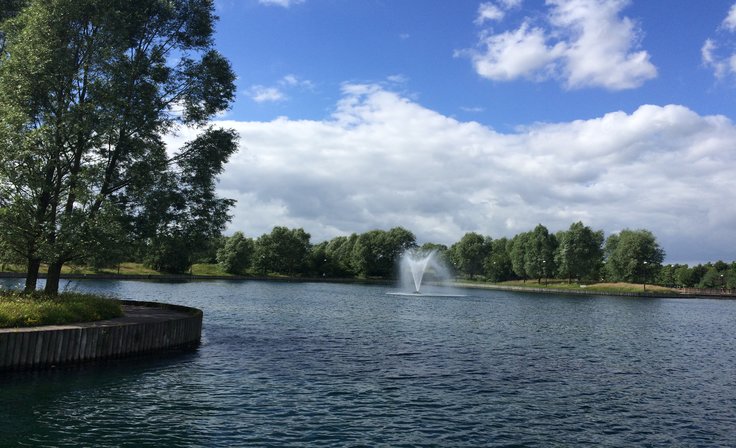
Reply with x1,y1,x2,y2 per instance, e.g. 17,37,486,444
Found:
3,214,735,289
163,221,733,289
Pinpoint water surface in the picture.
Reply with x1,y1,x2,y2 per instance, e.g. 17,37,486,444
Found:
1,279,735,447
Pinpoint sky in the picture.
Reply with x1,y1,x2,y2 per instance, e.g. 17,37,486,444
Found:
175,0,736,264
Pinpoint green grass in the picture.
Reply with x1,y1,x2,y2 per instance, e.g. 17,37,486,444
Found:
462,279,678,295
0,291,123,328
190,263,233,277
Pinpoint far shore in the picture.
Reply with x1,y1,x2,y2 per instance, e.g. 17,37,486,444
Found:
2,271,734,300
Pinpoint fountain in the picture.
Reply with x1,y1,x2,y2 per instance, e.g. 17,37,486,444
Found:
388,248,465,297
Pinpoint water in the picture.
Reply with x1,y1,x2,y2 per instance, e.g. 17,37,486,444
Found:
2,279,736,447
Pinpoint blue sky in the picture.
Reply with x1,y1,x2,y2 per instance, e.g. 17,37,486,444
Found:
178,0,736,264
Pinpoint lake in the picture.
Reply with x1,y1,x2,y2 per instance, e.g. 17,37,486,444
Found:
1,279,735,447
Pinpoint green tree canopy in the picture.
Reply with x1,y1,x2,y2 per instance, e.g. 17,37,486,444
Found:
484,237,513,282
449,232,492,279
604,229,665,283
351,227,416,277
253,227,311,276
555,221,604,283
524,224,557,283
217,231,254,275
0,0,236,293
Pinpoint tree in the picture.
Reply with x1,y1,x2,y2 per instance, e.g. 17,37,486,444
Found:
324,234,359,277
351,227,416,278
555,221,604,283
449,232,492,280
134,128,238,275
509,231,531,281
217,231,254,275
604,229,665,284
0,0,236,293
484,237,513,282
253,227,311,276
524,224,557,284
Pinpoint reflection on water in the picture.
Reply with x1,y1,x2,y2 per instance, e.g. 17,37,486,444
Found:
2,279,736,446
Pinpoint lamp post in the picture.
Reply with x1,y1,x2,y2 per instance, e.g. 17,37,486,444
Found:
642,261,648,291
542,260,547,286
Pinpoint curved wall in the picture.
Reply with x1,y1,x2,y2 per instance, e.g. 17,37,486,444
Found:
0,300,202,370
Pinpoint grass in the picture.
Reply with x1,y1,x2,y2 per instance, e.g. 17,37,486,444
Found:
464,279,678,295
190,263,233,277
0,291,123,328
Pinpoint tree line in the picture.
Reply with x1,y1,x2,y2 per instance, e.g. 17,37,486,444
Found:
197,222,733,289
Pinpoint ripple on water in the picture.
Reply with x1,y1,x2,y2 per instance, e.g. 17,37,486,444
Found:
2,280,736,447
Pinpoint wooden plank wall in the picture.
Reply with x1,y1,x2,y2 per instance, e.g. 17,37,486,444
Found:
0,302,202,370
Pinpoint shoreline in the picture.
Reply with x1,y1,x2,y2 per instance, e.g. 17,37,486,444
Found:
1,271,734,299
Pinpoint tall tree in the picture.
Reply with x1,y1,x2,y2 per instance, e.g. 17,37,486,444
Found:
524,224,557,283
0,0,236,293
449,232,492,280
604,229,664,284
351,227,416,278
253,227,311,276
217,231,254,275
509,231,531,281
555,221,604,283
484,237,513,282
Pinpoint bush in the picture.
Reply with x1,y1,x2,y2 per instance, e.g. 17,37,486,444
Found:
0,291,123,328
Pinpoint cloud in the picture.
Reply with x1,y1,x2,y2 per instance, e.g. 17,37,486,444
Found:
246,85,286,103
465,0,657,90
702,3,736,80
258,0,304,7
471,22,563,81
167,85,736,264
476,3,506,24
246,74,314,103
280,74,314,89
475,0,522,25
724,3,736,31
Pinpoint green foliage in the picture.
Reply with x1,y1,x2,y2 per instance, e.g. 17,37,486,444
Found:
253,226,312,275
524,224,557,283
0,291,122,328
351,227,416,278
484,238,513,282
509,231,530,280
0,0,236,294
449,232,492,279
555,221,604,283
604,229,664,283
324,234,359,277
143,236,194,274
216,231,254,274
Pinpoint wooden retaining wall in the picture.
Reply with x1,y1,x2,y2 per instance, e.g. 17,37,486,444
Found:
0,300,202,371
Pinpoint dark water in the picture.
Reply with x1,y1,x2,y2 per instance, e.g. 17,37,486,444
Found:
1,279,736,447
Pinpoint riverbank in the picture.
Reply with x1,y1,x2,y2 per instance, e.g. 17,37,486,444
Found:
3,270,734,299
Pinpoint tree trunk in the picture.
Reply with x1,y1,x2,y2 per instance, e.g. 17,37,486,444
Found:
24,257,41,292
44,261,63,295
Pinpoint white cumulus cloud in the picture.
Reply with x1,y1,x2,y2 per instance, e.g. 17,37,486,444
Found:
258,0,304,7
465,0,657,90
475,0,522,24
702,3,736,81
246,85,286,103
246,74,314,103
165,85,736,264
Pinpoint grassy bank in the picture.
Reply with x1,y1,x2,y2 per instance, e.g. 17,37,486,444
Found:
457,279,677,295
0,291,123,328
